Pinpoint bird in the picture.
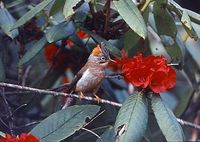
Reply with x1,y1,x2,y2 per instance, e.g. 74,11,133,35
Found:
52,42,114,102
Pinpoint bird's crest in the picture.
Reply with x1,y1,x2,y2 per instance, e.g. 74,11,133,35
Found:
92,44,102,56
92,42,110,58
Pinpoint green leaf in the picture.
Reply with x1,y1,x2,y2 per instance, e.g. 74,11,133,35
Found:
31,105,100,142
185,9,200,25
19,37,47,65
11,0,54,30
153,1,177,37
50,0,65,16
0,131,5,137
114,94,148,142
173,80,193,117
96,127,115,142
181,10,198,40
113,0,147,39
82,28,121,58
181,10,192,30
63,0,91,18
160,35,183,62
124,30,141,51
0,8,18,38
192,22,200,38
45,21,75,43
151,95,185,141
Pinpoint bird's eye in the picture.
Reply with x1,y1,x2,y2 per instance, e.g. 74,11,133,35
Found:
101,56,105,61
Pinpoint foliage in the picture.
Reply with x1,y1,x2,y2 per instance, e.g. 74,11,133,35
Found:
0,0,200,142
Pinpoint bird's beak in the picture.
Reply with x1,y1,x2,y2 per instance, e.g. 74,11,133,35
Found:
109,58,117,63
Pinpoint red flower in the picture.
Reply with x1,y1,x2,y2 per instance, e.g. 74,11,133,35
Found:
66,31,88,47
0,133,39,142
44,43,69,69
117,53,176,93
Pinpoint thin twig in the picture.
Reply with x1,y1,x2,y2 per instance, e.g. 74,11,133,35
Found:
0,118,9,129
1,82,200,131
177,118,200,130
22,66,32,86
14,121,40,129
81,127,103,142
5,104,27,119
84,110,105,127
0,88,14,136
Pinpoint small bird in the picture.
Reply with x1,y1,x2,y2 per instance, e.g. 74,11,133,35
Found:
52,42,114,102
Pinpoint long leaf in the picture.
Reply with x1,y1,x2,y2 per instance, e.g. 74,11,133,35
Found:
0,8,18,38
82,28,121,58
181,10,198,40
153,1,177,37
11,0,54,30
181,10,192,30
45,21,75,43
50,0,65,16
114,93,148,142
31,105,100,142
185,9,200,25
113,0,147,39
19,37,47,65
151,95,185,141
63,0,91,18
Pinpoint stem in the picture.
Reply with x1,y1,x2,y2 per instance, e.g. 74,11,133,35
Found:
104,0,110,34
140,0,152,13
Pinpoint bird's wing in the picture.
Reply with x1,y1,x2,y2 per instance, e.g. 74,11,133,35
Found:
51,63,88,92
69,71,83,92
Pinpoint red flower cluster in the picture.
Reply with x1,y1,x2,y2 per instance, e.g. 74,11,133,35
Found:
119,53,176,93
44,31,88,69
0,133,39,142
44,43,68,69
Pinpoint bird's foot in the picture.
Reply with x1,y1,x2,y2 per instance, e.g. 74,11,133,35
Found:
94,94,101,104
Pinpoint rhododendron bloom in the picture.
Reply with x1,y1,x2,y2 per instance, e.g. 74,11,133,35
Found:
118,53,176,93
0,133,39,142
44,43,69,69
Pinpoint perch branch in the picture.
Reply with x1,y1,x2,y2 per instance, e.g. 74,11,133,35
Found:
0,82,122,107
1,82,200,131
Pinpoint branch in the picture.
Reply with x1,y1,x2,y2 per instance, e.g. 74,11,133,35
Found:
0,82,122,107
1,82,200,131
177,118,200,130
105,74,123,79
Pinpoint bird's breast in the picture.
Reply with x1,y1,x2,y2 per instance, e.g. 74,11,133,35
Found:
75,68,105,93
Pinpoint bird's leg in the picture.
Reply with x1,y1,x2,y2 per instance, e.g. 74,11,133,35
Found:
80,92,85,99
93,93,101,104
